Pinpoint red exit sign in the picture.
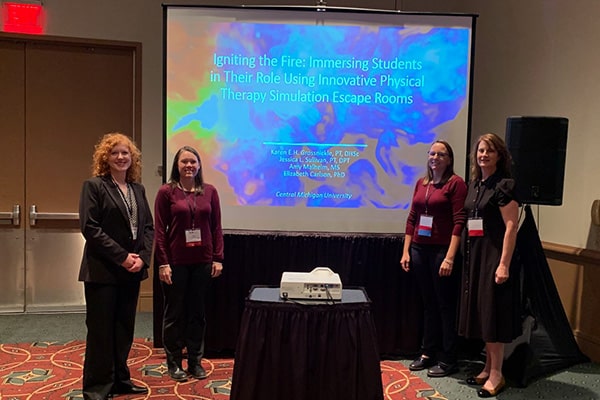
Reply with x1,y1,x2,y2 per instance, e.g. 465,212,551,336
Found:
2,2,45,34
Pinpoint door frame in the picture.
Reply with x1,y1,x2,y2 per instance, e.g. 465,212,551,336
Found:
0,32,142,145
0,32,143,313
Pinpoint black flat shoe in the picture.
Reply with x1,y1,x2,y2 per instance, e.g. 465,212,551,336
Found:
477,377,505,398
427,362,458,377
111,384,148,394
408,356,434,371
466,376,488,385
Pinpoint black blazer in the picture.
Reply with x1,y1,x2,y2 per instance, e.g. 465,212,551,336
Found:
78,176,154,284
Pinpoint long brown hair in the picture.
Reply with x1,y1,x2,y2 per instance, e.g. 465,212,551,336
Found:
168,145,204,194
423,140,455,185
469,133,512,182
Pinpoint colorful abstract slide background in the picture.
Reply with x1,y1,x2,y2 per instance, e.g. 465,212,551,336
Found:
165,8,473,232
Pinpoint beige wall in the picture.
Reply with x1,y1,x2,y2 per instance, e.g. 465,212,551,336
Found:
403,0,600,361
404,0,600,251
478,1,600,251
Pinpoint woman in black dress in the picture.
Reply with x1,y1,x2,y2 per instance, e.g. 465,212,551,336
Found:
459,133,521,398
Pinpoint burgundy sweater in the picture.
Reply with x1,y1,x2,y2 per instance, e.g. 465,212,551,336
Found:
405,175,467,245
154,183,224,266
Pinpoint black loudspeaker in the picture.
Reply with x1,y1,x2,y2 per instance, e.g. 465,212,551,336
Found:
505,116,568,205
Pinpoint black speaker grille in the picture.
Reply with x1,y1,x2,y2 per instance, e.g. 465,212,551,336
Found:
505,116,568,206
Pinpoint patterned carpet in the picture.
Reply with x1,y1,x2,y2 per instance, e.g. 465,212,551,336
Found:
0,338,444,400
380,361,447,400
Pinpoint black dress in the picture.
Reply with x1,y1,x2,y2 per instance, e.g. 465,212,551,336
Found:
458,173,522,343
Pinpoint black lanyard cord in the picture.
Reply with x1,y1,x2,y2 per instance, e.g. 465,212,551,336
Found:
424,181,435,215
113,179,138,232
179,184,197,229
113,180,133,216
472,180,487,218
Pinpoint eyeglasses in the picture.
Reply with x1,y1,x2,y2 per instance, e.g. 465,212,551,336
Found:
427,151,449,158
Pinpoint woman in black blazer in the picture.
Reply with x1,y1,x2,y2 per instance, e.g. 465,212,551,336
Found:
78,132,154,400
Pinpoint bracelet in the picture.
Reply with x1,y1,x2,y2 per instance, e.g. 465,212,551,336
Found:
443,259,454,265
158,264,169,269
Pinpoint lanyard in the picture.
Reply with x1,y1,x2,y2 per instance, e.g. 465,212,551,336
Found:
113,179,138,239
472,180,487,218
179,184,197,229
113,179,134,219
424,181,435,215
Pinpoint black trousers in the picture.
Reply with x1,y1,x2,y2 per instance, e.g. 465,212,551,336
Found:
162,262,212,366
82,281,140,399
410,243,460,365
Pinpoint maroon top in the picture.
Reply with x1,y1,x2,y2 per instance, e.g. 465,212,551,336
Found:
405,175,467,245
154,183,224,266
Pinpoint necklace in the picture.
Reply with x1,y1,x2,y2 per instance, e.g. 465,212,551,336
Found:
178,182,195,193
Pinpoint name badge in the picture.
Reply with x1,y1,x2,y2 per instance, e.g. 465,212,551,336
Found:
417,215,433,237
185,229,202,247
468,218,484,237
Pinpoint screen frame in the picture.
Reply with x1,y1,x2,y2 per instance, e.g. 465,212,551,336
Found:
162,4,477,234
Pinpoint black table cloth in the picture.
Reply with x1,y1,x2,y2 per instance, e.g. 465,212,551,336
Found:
230,286,384,400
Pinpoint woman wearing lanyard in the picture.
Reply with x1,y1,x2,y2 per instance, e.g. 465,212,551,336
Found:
401,140,467,378
154,145,224,381
459,133,520,398
78,132,154,400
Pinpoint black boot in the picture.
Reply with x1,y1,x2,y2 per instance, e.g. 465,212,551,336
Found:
168,365,187,381
166,352,187,382
187,356,207,379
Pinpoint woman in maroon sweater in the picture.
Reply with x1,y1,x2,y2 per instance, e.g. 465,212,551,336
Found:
401,140,467,377
154,146,224,381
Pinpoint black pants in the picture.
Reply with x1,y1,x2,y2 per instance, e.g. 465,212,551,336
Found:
162,263,212,366
410,243,460,365
82,281,140,400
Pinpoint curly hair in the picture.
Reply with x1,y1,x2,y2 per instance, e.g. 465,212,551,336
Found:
469,133,512,182
91,132,142,182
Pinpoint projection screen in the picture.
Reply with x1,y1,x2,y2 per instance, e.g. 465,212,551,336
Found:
163,6,476,234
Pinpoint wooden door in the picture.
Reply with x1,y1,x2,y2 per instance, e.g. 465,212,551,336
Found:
0,34,141,312
0,40,26,312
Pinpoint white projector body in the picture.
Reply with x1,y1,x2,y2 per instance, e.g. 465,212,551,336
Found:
280,267,342,300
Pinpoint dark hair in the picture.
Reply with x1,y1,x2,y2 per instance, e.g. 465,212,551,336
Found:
470,133,512,182
423,140,455,185
168,145,204,194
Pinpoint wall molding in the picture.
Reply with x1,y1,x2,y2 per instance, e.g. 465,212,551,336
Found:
543,242,600,265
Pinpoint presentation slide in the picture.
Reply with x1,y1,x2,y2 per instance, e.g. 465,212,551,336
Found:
164,6,475,233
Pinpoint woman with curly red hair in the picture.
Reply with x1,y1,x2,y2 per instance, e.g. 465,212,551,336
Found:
78,132,154,400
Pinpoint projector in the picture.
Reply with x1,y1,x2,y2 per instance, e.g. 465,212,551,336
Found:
280,267,342,300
